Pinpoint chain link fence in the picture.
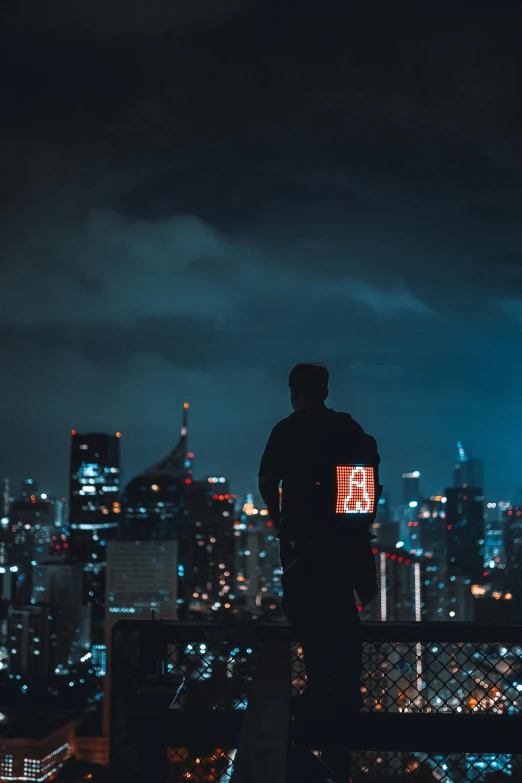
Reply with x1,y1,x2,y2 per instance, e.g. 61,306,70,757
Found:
112,622,522,782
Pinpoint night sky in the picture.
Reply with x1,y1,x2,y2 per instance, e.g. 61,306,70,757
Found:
1,1,522,505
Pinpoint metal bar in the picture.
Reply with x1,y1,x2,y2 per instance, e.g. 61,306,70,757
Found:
293,713,522,753
112,619,522,645
231,640,292,783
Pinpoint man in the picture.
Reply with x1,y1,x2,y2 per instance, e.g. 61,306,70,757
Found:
259,363,381,714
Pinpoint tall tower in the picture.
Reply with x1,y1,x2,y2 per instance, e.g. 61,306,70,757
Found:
122,403,190,541
454,442,484,490
69,432,121,644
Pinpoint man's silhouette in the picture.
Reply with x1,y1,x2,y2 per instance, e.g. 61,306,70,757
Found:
259,363,380,714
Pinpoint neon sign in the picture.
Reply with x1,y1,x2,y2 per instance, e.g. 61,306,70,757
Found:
336,465,375,514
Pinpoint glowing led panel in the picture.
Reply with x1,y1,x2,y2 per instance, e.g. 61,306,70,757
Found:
335,465,375,514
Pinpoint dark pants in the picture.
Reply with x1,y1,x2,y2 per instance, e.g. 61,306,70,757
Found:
280,539,363,712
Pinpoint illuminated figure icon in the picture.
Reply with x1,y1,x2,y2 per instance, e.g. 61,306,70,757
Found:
336,465,375,515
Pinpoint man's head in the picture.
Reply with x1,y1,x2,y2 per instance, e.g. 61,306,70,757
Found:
288,363,329,411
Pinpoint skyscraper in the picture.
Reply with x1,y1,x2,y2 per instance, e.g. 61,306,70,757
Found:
33,559,90,666
185,477,236,615
6,482,66,602
399,472,422,551
69,432,121,643
122,404,190,541
416,496,448,560
103,533,179,735
122,403,191,612
69,432,121,561
8,603,54,678
444,487,485,581
402,471,421,506
504,505,522,585
454,442,484,490
234,495,282,618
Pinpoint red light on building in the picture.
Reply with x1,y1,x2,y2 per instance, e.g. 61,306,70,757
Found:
508,510,513,515
335,465,375,514
357,605,363,613
398,557,403,562
391,554,397,560
213,494,219,500
71,429,77,435
187,452,194,459
372,548,378,554
185,478,192,484
483,571,489,577
267,521,274,527
115,432,121,438
405,559,411,564
447,524,452,530
385,552,390,558
408,521,413,527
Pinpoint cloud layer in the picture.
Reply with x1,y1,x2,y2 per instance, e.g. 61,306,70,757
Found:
1,2,522,503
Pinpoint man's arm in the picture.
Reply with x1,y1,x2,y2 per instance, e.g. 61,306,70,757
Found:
258,424,285,532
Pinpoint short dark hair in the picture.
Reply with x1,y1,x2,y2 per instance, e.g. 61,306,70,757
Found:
288,363,329,403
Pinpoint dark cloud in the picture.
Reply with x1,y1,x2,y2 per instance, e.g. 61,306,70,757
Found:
1,1,522,504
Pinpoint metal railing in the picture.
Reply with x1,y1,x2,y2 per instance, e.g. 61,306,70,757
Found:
110,621,522,782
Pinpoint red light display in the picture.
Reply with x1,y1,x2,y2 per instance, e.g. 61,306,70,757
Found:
335,465,375,514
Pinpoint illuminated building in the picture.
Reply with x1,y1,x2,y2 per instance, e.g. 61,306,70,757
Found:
103,539,178,735
454,441,484,490
485,501,509,569
122,404,191,612
399,471,421,550
7,603,54,678
504,505,522,586
416,495,447,560
69,432,121,561
363,546,473,623
122,405,190,541
0,718,74,781
91,643,107,677
445,487,485,581
33,559,90,666
234,494,282,618
186,477,236,615
402,471,421,505
69,431,121,643
5,482,66,602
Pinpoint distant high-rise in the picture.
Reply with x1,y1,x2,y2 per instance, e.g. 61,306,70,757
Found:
234,494,282,618
454,442,484,490
399,472,421,551
7,483,66,602
504,505,522,584
402,471,421,506
185,477,236,615
69,432,121,643
444,487,484,581
103,539,178,735
69,432,121,561
33,559,90,666
416,496,448,560
8,603,54,678
122,404,190,541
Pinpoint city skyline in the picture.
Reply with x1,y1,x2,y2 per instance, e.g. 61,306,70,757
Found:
1,410,520,508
